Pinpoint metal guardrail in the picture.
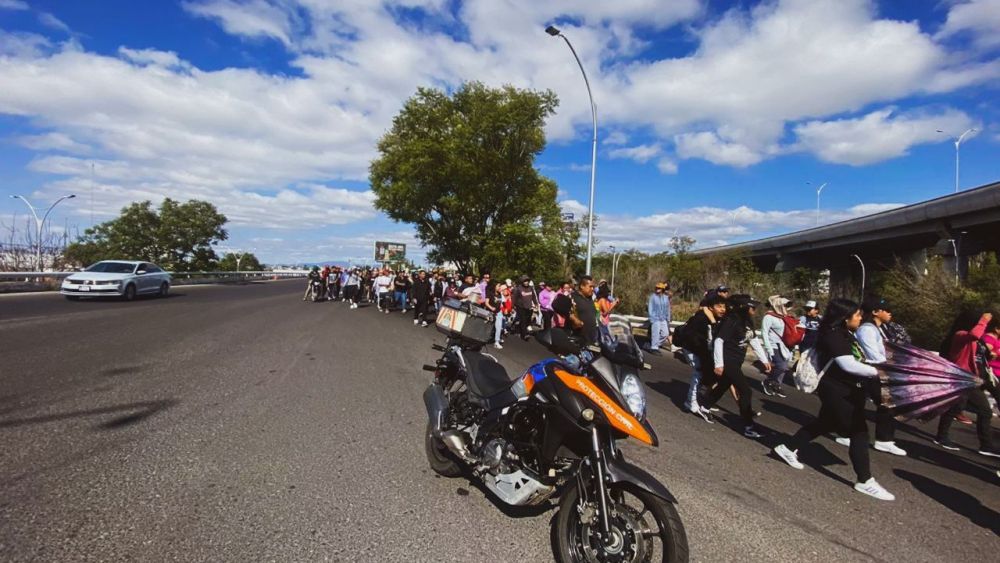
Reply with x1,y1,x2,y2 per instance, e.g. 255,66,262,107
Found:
0,271,307,281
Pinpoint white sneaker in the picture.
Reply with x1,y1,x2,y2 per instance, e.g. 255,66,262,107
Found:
414,319,420,325
874,441,907,457
774,444,804,469
421,321,428,327
835,437,851,447
694,408,714,424
494,343,503,350
854,478,895,501
684,402,699,414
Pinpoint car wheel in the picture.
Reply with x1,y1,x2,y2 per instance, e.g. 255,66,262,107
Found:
65,295,80,301
123,284,137,301
158,282,169,297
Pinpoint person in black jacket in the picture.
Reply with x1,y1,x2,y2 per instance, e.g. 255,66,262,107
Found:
772,298,896,501
513,275,539,341
702,294,770,438
410,270,432,326
681,293,728,422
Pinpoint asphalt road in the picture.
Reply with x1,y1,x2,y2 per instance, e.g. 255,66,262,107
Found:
1,280,997,562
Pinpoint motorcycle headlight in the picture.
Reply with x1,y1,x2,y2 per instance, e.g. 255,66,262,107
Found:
621,373,646,420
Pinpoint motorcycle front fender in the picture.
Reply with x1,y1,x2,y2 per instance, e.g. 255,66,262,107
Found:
603,455,677,504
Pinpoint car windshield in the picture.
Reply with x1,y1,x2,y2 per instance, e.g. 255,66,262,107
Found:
85,262,136,274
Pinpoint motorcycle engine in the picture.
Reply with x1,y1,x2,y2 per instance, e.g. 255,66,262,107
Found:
480,438,508,472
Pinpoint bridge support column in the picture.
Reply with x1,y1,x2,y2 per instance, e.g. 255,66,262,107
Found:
829,262,864,301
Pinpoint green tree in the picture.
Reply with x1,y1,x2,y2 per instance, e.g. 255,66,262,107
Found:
369,81,564,277
65,199,228,272
217,252,263,272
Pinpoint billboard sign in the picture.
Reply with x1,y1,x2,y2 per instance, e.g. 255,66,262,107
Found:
374,241,407,263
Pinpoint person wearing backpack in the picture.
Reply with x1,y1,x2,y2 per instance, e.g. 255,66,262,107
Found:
850,297,906,456
773,298,896,501
702,294,770,438
678,293,729,423
761,295,805,398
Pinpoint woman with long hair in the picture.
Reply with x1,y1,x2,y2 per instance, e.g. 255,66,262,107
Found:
595,284,619,326
701,294,770,438
773,298,895,501
934,310,997,456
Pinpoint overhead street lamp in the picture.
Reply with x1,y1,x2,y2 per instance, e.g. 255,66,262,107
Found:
609,245,624,298
9,194,76,271
808,182,827,227
851,254,866,302
547,24,597,276
937,128,977,193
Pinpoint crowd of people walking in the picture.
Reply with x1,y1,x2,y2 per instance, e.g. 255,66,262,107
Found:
303,263,1000,500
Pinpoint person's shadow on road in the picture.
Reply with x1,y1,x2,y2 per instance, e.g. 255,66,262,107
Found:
894,468,1000,536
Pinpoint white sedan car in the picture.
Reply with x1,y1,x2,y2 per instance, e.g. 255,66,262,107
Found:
61,260,172,301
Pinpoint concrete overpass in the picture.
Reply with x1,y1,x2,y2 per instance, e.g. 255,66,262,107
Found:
694,180,1000,290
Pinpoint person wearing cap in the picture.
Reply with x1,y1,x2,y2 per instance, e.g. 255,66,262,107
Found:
761,295,796,397
646,282,672,354
799,300,822,351
703,294,769,438
411,270,432,327
513,275,539,341
848,296,907,456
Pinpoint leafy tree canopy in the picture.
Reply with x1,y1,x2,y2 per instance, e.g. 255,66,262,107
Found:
370,81,569,279
217,252,263,272
65,199,227,272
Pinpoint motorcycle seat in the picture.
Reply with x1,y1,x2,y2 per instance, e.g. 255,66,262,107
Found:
464,351,513,398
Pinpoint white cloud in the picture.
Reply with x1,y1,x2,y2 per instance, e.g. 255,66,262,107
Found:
38,12,71,34
559,199,589,218
935,0,1000,50
0,0,995,263
603,131,629,146
118,47,191,70
608,143,662,163
592,202,906,253
0,0,28,10
793,107,976,165
182,0,294,46
674,132,767,167
656,158,678,175
16,132,92,154
0,30,51,58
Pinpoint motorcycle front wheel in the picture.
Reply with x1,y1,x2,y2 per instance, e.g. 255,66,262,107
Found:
554,481,688,563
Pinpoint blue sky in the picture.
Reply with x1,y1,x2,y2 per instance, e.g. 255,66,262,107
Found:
0,0,997,265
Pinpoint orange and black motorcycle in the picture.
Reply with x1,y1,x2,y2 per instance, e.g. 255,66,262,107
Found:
423,300,688,562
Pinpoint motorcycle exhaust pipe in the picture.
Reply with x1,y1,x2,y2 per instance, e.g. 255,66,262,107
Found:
440,430,478,464
423,384,448,434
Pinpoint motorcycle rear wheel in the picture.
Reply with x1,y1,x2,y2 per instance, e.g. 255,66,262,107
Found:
554,481,688,563
425,422,462,477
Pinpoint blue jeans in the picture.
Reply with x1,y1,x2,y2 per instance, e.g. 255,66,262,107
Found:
683,351,702,410
394,290,407,310
766,350,790,386
650,320,670,350
494,313,504,344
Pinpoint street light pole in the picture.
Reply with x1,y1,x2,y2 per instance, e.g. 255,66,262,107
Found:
547,25,597,276
851,254,866,302
947,238,959,285
9,194,76,271
810,182,827,226
954,128,976,193
609,245,623,298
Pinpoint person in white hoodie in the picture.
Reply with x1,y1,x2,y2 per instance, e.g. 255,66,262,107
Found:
761,295,795,398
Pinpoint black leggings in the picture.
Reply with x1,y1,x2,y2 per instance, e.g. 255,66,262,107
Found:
790,376,872,483
938,387,994,449
868,379,896,443
703,364,754,426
